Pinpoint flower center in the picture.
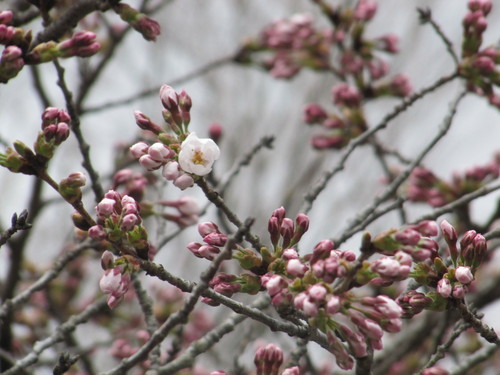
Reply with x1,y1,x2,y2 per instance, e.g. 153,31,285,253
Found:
191,150,206,165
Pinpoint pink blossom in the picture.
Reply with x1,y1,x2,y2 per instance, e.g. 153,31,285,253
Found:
99,267,131,309
332,83,362,107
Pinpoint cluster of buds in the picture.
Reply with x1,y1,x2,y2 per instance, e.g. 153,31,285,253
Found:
88,190,150,260
323,294,403,370
113,3,161,41
238,13,332,79
254,344,284,375
407,155,500,207
0,107,71,175
25,31,100,63
0,10,29,83
0,45,24,83
0,8,105,83
457,0,500,107
268,206,309,251
130,85,220,189
290,2,411,151
187,222,228,260
371,220,439,261
432,220,486,299
99,251,133,309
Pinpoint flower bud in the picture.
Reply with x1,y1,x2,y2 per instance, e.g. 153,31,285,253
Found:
455,266,473,284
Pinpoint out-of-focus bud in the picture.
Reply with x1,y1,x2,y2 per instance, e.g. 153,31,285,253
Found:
422,366,450,375
114,3,161,41
303,104,327,124
0,10,13,25
254,343,284,375
208,122,223,143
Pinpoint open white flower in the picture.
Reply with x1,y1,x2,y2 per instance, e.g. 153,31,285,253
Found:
178,132,220,176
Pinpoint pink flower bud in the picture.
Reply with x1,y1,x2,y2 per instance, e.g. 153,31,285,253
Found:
263,274,286,296
440,220,458,243
133,110,163,134
134,15,161,41
173,174,195,190
160,85,179,110
452,285,465,299
271,206,286,224
437,278,452,298
130,141,149,159
148,142,173,162
325,295,341,314
303,104,327,124
254,344,284,375
308,284,327,301
354,0,377,21
391,74,412,97
0,11,13,25
286,258,308,277
88,224,107,240
208,122,223,143
198,221,220,237
281,366,300,375
96,198,116,217
162,161,181,180
332,83,361,107
139,154,163,171
282,248,299,260
302,297,319,316
197,245,220,260
311,134,345,149
175,196,200,216
203,232,228,247
121,213,139,231
455,266,473,284
422,366,450,375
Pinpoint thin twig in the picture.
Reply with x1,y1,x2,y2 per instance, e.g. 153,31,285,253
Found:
415,320,471,374
82,54,236,114
417,8,460,66
335,89,467,246
155,297,270,374
53,60,105,202
0,241,92,323
0,210,31,248
2,298,108,375
103,219,255,374
300,71,460,215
